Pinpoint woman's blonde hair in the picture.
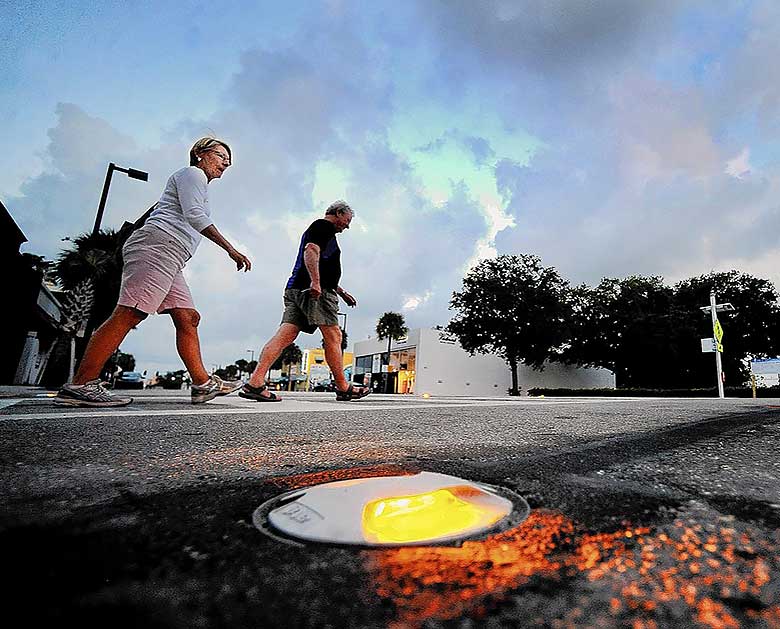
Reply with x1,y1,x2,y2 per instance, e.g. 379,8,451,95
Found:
189,137,232,166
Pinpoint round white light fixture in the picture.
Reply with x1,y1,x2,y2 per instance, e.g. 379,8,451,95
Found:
254,471,529,547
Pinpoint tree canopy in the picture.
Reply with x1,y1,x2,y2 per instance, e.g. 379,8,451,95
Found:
559,271,780,388
52,229,125,333
672,271,780,386
271,343,303,373
448,254,572,395
563,276,682,387
376,312,408,355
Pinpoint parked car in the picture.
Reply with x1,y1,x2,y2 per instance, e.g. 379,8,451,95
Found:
114,371,145,390
311,381,335,392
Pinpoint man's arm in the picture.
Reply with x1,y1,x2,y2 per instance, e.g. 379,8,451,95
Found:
304,242,322,298
201,224,252,272
336,286,357,307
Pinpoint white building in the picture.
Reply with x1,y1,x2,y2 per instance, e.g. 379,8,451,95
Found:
352,327,615,397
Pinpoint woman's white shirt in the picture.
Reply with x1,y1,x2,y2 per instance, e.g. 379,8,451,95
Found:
146,166,214,257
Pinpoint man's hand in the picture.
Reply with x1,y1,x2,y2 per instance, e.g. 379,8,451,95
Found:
338,288,357,307
229,248,252,272
309,281,322,300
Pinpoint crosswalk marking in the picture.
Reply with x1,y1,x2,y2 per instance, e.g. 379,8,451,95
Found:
0,396,632,422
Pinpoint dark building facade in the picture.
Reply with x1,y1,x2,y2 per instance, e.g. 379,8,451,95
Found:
2,200,63,385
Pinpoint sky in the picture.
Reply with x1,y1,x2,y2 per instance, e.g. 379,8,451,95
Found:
3,0,780,377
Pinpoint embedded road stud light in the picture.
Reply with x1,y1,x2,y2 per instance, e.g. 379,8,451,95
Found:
254,471,528,547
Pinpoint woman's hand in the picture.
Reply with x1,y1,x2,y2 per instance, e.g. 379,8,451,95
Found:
229,248,252,272
200,225,252,272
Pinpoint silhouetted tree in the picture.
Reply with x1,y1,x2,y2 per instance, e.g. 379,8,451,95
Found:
564,271,780,388
563,276,680,388
448,254,573,395
215,364,240,380
376,312,408,357
272,343,302,390
673,271,780,386
159,370,187,389
235,358,250,377
51,229,125,329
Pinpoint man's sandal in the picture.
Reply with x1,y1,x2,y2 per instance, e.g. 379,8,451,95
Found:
335,384,371,401
239,383,282,402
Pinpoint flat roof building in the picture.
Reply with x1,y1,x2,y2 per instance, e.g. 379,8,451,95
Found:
352,327,614,396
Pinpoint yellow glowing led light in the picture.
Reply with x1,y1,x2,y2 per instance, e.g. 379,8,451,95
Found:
362,487,506,544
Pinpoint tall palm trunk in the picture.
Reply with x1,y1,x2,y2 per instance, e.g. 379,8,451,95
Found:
60,279,95,381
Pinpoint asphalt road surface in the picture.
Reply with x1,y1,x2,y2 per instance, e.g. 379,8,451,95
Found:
2,390,779,628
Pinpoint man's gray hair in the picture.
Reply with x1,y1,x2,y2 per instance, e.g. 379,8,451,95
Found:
325,200,353,216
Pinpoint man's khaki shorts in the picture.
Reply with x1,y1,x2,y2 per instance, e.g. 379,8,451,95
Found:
282,288,339,333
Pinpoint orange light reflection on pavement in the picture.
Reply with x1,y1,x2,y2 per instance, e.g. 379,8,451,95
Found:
365,509,780,628
269,465,416,490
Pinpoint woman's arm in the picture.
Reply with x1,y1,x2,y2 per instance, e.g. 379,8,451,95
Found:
201,224,252,271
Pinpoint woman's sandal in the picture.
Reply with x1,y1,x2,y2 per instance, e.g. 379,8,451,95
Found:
335,384,371,401
239,383,282,402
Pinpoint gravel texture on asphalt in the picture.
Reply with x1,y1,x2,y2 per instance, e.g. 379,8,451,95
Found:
1,392,779,627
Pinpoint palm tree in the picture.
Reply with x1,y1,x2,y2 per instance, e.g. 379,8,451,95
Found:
234,358,250,378
52,229,125,330
58,278,96,381
376,312,408,357
272,343,303,390
48,229,125,383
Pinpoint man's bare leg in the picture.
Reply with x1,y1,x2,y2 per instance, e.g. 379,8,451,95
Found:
247,323,301,395
72,305,147,384
168,308,210,385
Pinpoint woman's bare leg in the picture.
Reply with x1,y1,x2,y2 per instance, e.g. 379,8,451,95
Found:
73,305,147,384
168,308,210,385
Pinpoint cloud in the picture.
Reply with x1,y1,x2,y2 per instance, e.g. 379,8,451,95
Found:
416,1,780,291
725,148,751,179
5,1,780,374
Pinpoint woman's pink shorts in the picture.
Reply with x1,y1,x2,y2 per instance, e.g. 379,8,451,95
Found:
117,225,195,315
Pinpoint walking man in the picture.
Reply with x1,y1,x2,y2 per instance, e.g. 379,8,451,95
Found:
241,201,369,401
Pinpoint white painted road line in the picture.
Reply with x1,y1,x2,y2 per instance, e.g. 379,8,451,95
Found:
0,397,631,422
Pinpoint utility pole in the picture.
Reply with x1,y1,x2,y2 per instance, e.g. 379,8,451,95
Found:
699,291,735,399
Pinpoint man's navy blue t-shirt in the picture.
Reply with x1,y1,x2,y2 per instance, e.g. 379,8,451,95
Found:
286,219,341,289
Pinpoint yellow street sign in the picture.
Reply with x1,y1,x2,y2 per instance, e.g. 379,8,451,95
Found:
717,342,724,353
713,319,723,342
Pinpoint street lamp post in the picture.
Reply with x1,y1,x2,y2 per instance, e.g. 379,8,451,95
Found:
699,291,736,399
93,162,149,236
245,349,255,378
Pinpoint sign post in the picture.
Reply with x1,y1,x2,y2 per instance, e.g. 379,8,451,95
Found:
699,291,735,399
712,293,724,399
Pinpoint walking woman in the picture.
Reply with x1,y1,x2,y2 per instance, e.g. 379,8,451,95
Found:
56,137,251,407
